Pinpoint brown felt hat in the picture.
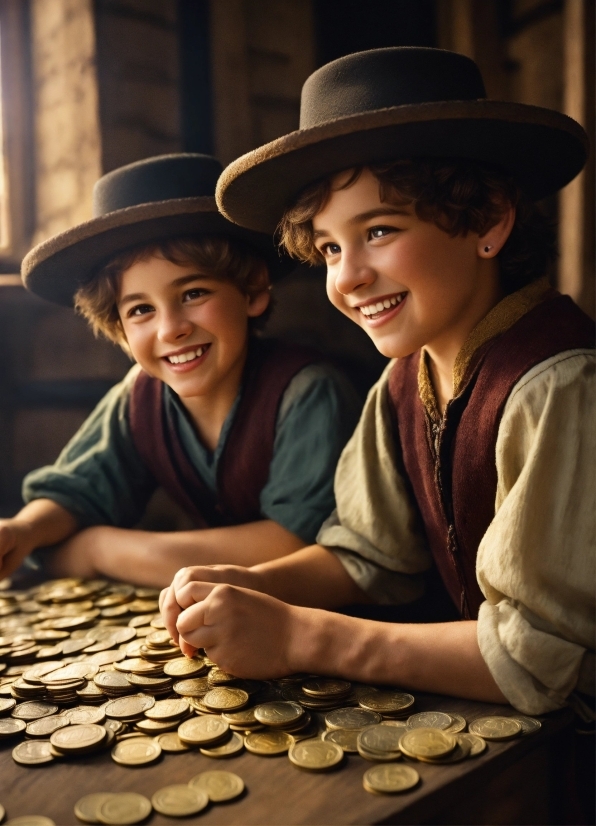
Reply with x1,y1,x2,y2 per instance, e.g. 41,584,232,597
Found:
22,153,292,306
216,47,589,234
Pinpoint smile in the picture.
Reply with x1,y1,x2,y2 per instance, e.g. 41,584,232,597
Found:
358,292,407,319
165,344,210,364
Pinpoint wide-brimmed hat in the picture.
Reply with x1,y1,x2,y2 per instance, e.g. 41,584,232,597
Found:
216,47,589,234
22,153,292,306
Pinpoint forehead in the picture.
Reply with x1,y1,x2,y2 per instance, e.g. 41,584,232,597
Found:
312,168,409,230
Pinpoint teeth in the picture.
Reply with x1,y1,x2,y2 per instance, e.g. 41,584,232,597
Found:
167,346,206,364
359,294,405,317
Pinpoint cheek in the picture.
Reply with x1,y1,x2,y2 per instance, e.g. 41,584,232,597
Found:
325,269,347,313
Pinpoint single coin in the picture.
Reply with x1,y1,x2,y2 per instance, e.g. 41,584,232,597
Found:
189,770,245,802
136,718,178,735
154,733,190,753
0,718,26,738
221,707,258,727
202,688,249,712
172,677,210,697
469,716,522,741
97,793,152,824
359,691,415,715
207,668,237,685
144,698,189,720
26,716,70,738
0,698,16,715
289,738,343,770
151,785,208,818
358,724,405,754
407,711,452,730
363,763,420,794
301,679,351,697
4,817,56,826
11,702,59,721
145,630,172,646
94,672,131,691
104,695,155,720
63,707,106,726
325,707,382,731
417,737,472,764
399,728,457,759
443,713,467,734
50,724,106,753
457,732,487,756
164,657,207,678
12,739,54,765
511,715,542,735
322,728,360,753
74,793,114,824
254,701,304,727
111,736,161,766
178,715,230,746
200,731,244,758
244,730,294,755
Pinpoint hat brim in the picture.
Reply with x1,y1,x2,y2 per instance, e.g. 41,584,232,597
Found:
22,197,293,306
216,100,589,233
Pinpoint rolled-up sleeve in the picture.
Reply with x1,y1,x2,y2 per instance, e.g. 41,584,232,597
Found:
476,350,595,714
23,365,156,528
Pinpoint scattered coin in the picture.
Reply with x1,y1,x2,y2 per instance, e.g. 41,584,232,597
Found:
26,716,70,738
151,785,208,817
325,707,382,731
322,728,361,753
301,679,351,697
202,688,249,713
244,730,294,755
4,817,56,826
359,691,415,716
97,793,152,824
511,715,542,735
443,713,467,734
457,732,487,756
154,733,190,753
11,702,59,722
178,715,230,747
50,724,106,754
0,719,26,739
254,701,303,727
200,731,244,758
0,698,16,715
407,711,452,730
363,763,420,794
289,738,344,770
111,736,161,766
469,716,522,741
399,728,457,760
74,793,115,824
189,770,245,802
12,740,54,766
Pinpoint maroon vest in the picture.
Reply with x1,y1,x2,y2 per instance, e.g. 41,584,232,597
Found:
388,293,595,619
128,339,321,527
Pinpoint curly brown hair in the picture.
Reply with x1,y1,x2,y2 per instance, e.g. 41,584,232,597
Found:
75,235,271,351
278,158,556,294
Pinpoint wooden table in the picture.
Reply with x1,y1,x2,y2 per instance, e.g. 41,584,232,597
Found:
0,692,575,825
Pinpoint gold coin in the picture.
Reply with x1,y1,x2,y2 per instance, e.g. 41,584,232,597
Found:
144,698,189,720
207,668,237,684
189,770,245,802
359,691,415,715
512,715,542,735
12,739,54,765
358,724,404,754
26,715,69,738
221,707,258,726
0,698,16,715
325,707,382,731
50,724,106,753
202,687,249,712
301,679,351,697
11,702,59,721
322,728,360,753
417,737,472,764
253,701,304,727
63,707,106,726
104,695,155,720
111,736,161,766
399,728,457,759
200,731,244,758
0,719,26,738
178,715,230,746
244,730,294,755
74,793,114,824
163,657,207,678
363,763,420,794
145,630,172,646
154,733,190,752
4,817,56,826
406,711,452,730
443,713,467,734
135,718,178,734
469,716,522,741
457,732,487,756
151,785,208,818
288,738,343,770
97,793,152,824
172,677,210,697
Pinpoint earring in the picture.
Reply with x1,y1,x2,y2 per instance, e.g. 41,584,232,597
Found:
484,245,493,253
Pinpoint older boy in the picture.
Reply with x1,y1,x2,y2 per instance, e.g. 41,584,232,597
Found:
161,49,594,718
0,153,360,585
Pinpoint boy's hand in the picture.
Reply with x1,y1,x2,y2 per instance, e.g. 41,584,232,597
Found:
176,584,297,678
0,519,35,579
159,564,260,646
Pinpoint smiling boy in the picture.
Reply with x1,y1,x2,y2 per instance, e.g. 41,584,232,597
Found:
160,49,594,721
0,154,360,586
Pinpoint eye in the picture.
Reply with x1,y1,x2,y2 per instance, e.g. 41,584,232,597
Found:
368,226,395,240
183,287,209,301
127,303,154,317
319,242,341,258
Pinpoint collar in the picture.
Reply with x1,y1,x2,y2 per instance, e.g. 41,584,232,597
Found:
418,277,553,420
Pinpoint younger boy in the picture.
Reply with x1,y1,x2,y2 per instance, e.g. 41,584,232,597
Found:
161,50,594,718
0,153,361,586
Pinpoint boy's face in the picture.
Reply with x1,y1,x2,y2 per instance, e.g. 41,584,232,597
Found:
118,255,269,402
313,168,499,361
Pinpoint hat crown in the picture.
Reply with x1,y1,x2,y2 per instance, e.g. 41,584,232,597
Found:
93,153,222,217
300,47,486,129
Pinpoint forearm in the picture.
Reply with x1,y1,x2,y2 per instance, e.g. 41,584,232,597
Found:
290,609,507,703
13,499,78,550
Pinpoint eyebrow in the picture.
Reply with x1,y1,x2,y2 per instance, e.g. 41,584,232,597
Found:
118,273,211,307
313,206,411,239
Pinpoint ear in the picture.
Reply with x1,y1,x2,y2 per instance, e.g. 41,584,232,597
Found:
246,262,272,318
477,204,516,259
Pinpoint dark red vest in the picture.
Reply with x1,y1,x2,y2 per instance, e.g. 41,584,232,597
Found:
388,293,595,619
128,339,321,527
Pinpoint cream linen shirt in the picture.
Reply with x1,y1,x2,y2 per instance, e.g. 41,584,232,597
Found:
318,313,595,716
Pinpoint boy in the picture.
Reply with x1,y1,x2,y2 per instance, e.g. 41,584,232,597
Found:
161,49,594,718
0,153,361,586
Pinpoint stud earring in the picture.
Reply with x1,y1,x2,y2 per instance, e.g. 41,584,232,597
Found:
484,245,493,253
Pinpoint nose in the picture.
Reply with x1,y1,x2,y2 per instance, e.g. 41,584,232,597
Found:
331,247,376,296
157,306,193,343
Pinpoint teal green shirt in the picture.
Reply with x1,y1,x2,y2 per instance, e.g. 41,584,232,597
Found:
23,361,362,543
